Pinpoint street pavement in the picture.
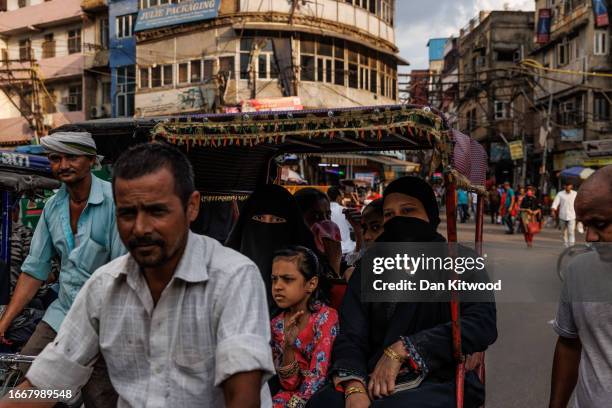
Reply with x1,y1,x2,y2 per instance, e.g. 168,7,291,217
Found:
439,214,580,408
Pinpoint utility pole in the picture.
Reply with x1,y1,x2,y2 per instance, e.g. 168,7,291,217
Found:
540,93,554,195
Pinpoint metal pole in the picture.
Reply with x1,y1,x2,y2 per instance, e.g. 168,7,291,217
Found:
475,195,484,255
521,130,527,186
0,191,12,305
444,176,464,408
541,93,554,195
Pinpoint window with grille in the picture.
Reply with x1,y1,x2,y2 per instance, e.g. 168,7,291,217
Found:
594,31,609,56
100,18,109,49
43,88,56,113
19,39,32,61
116,15,136,39
42,34,55,59
68,29,82,54
594,95,610,121
219,56,235,79
116,66,135,117
68,86,82,112
162,64,173,86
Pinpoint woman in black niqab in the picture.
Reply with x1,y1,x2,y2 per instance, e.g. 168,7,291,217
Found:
309,177,497,408
226,184,316,307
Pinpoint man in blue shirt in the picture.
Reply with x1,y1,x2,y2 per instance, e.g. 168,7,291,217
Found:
457,189,469,223
500,181,516,234
0,128,125,406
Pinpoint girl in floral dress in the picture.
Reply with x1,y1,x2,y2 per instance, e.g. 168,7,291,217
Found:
270,246,339,408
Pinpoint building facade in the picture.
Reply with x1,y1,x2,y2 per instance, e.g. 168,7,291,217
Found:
109,0,137,117
133,0,404,116
531,0,612,188
0,0,110,144
457,10,535,183
440,37,459,126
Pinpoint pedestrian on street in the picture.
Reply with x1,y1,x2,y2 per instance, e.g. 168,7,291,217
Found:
0,143,276,408
457,188,469,223
487,185,500,224
551,182,578,247
0,128,126,407
519,186,541,248
549,165,612,408
499,182,516,234
470,191,478,221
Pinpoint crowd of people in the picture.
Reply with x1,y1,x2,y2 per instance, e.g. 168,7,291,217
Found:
451,180,580,249
0,128,609,408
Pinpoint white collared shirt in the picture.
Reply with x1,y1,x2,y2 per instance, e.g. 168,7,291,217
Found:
27,232,275,408
330,202,356,254
552,190,578,221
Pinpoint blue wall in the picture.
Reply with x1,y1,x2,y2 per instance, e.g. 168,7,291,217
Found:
427,38,448,62
109,0,138,117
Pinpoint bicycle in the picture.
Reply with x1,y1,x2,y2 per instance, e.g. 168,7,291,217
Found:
0,353,35,397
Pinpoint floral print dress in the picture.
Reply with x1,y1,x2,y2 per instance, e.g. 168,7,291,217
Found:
270,302,339,408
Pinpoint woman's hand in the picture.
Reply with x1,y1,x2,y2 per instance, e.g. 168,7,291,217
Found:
344,381,370,408
346,392,371,408
284,310,304,349
367,341,405,399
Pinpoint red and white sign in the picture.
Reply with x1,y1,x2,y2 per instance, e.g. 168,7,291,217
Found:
241,97,303,112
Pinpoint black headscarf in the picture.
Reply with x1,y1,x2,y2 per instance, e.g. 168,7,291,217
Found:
383,176,441,229
226,184,316,306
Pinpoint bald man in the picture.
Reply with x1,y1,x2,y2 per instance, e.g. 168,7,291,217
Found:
549,165,612,408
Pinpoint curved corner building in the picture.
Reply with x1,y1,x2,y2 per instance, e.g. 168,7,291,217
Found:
133,0,405,115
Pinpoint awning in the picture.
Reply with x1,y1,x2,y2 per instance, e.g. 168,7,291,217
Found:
315,153,420,172
560,166,595,180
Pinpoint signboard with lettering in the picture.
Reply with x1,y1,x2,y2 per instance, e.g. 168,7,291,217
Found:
536,9,551,44
134,0,220,32
508,141,524,160
560,128,584,142
583,139,612,157
592,0,609,28
135,84,217,117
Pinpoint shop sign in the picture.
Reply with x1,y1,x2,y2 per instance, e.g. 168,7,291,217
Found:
134,0,220,32
508,141,524,160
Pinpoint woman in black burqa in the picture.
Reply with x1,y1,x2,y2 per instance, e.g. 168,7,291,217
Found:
308,176,497,408
226,184,318,309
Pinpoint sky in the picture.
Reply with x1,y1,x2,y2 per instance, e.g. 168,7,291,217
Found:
396,0,536,71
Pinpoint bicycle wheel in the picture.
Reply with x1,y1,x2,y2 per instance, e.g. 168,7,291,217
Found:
557,244,594,281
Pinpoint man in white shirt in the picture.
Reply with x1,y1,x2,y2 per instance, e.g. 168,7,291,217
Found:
552,183,578,247
327,186,356,255
1,143,275,408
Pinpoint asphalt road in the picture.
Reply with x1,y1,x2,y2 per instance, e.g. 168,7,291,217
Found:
439,215,579,408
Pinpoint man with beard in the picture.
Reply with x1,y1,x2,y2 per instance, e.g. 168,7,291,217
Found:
0,143,275,408
0,128,125,406
549,165,612,408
